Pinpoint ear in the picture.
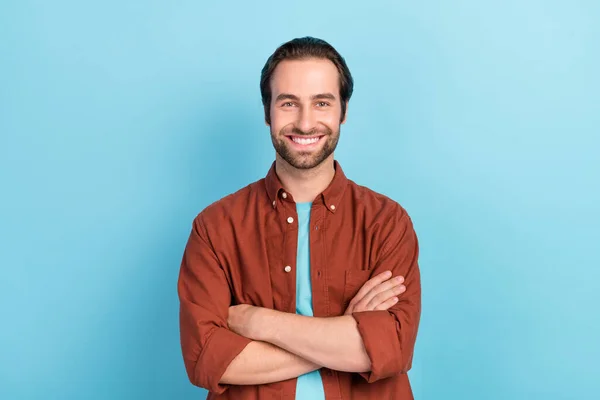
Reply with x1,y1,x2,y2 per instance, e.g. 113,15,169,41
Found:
341,101,349,124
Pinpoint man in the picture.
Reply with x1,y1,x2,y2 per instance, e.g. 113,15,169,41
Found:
178,37,421,399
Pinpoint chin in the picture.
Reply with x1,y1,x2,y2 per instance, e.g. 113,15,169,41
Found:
288,154,332,170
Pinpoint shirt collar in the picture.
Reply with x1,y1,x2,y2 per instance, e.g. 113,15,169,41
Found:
265,160,348,213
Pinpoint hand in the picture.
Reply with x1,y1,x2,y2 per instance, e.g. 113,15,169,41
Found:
228,304,264,340
344,270,406,315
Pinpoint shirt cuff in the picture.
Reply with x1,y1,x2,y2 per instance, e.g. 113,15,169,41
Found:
195,327,252,393
352,310,403,383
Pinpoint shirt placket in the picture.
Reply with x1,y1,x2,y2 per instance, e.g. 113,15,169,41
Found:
279,192,299,314
309,202,326,318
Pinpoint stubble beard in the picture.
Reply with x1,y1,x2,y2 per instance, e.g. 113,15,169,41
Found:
271,125,340,170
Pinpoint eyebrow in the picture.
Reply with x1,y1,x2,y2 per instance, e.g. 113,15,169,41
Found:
311,93,336,101
274,93,337,102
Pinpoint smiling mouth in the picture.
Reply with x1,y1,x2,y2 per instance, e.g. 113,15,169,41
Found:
287,135,324,146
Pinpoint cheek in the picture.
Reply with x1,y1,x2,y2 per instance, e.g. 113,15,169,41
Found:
324,112,340,123
270,108,295,131
319,110,342,128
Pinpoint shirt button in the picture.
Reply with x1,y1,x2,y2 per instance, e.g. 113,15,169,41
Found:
330,204,336,210
287,217,294,224
284,265,292,273
272,200,276,208
281,192,288,199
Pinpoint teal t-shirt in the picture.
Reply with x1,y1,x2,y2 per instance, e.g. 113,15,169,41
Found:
295,202,326,400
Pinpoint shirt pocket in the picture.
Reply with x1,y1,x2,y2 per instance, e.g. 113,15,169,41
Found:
342,269,373,307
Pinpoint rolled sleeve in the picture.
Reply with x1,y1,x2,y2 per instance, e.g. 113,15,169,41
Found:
178,214,252,393
353,208,421,383
192,326,251,393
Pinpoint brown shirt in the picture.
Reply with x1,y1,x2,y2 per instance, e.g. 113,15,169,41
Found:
178,161,421,399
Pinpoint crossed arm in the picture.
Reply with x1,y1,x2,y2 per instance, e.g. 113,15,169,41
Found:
221,271,405,385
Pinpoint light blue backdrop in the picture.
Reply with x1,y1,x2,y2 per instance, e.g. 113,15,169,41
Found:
1,1,598,399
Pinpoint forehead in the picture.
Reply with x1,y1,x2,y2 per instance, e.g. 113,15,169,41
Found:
270,58,340,97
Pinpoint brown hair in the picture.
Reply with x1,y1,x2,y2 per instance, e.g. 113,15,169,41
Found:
260,37,354,124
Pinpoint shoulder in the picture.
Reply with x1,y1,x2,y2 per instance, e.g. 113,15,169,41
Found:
346,179,411,222
192,178,267,231
346,181,418,264
345,179,418,253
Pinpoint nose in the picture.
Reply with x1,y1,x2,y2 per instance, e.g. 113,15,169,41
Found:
297,107,317,134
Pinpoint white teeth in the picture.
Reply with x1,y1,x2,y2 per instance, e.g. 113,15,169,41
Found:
292,137,320,145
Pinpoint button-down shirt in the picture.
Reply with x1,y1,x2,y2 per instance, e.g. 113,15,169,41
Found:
178,161,421,399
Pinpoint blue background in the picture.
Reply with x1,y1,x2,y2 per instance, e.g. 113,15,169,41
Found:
1,1,599,399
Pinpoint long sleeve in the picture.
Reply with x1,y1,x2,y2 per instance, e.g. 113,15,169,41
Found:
177,214,252,394
352,208,421,382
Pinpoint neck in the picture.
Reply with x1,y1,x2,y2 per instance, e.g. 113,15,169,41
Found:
274,155,336,203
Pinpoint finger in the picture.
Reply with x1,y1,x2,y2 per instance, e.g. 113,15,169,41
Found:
355,275,404,309
365,284,406,310
364,284,405,310
353,279,401,311
349,270,392,304
374,296,399,311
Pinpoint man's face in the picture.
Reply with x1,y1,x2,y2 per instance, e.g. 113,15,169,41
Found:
268,58,346,170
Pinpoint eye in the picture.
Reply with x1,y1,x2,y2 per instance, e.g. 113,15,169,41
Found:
281,102,296,107
316,101,330,107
